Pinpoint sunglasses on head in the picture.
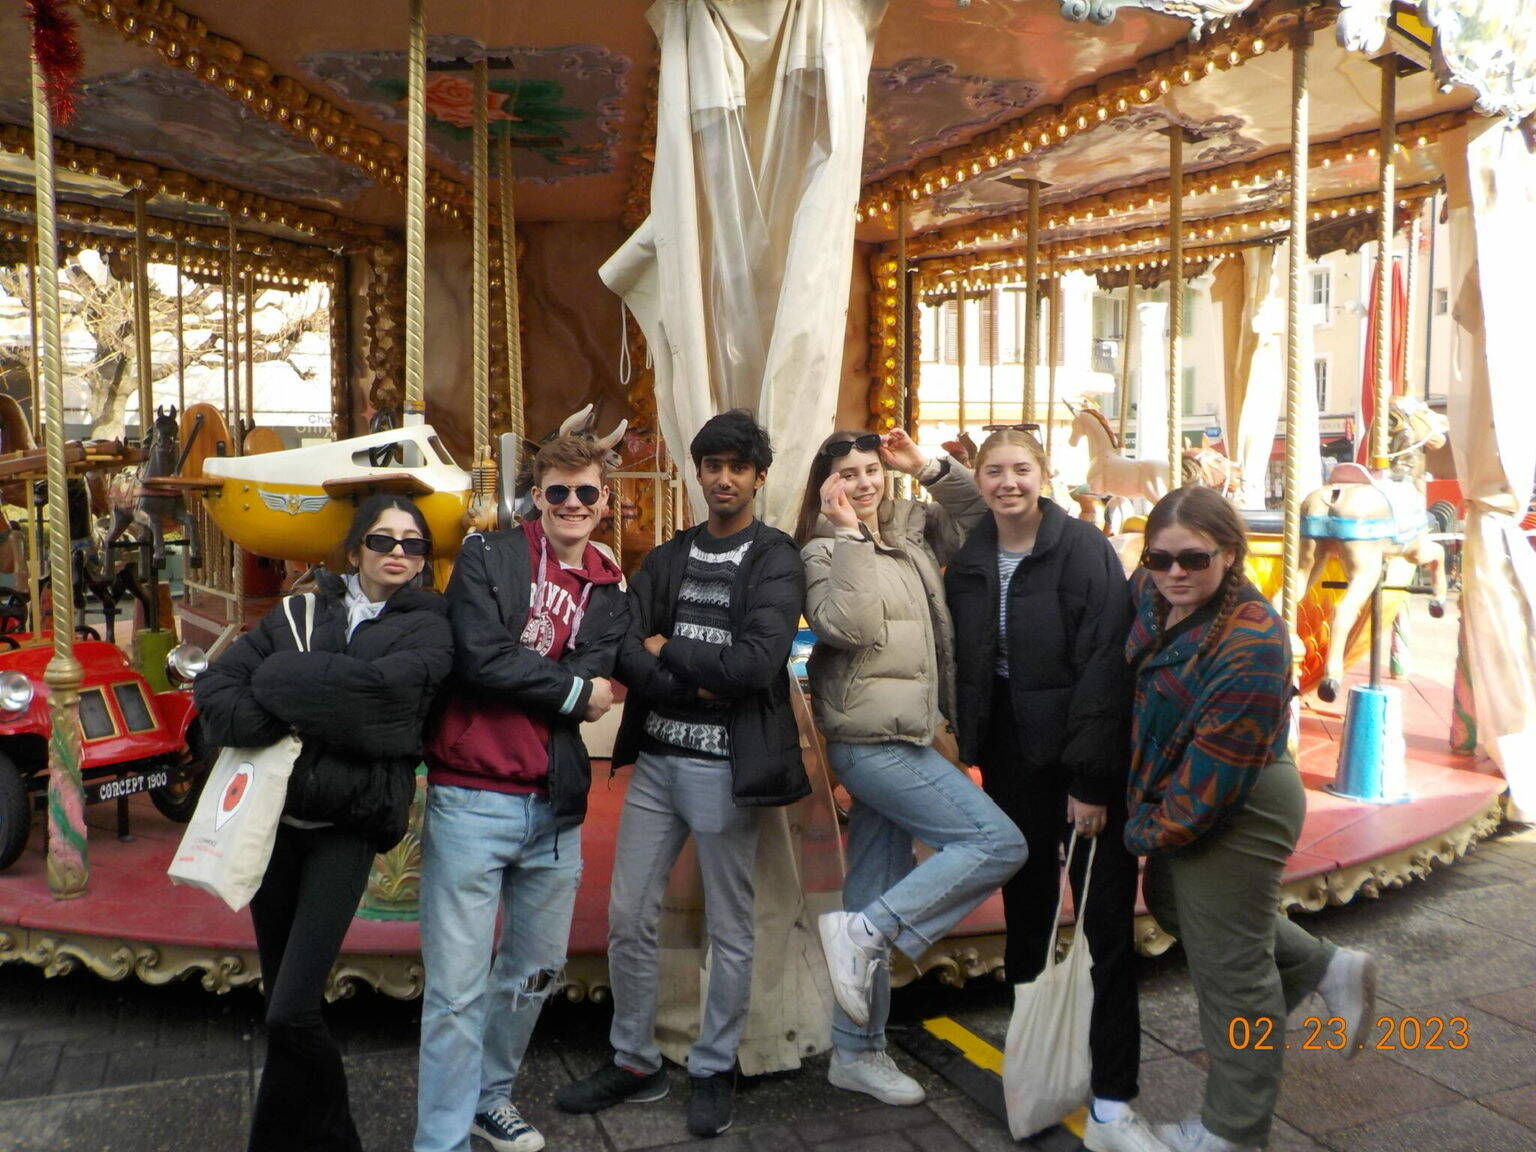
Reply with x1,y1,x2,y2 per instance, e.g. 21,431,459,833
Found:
821,432,883,459
1141,548,1221,572
541,484,602,507
363,533,430,558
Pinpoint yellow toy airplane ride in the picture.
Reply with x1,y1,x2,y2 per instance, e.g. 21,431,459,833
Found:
194,425,471,563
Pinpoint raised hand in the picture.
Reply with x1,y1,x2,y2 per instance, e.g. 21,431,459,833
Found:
879,428,927,476
820,473,859,530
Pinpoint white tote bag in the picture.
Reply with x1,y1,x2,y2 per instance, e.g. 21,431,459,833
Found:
1003,831,1098,1139
168,594,314,912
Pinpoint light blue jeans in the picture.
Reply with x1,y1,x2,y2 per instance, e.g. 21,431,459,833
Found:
414,786,581,1152
827,740,1027,1053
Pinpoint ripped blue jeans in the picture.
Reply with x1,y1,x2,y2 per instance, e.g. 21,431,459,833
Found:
415,786,581,1152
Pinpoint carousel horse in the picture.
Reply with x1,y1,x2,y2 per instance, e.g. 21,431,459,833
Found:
1066,402,1170,506
1181,445,1242,499
1299,394,1451,703
103,405,202,570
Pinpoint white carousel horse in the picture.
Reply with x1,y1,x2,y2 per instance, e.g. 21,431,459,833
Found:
1066,403,1170,507
1299,395,1451,703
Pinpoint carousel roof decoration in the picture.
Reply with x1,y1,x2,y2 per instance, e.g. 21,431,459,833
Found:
24,0,83,126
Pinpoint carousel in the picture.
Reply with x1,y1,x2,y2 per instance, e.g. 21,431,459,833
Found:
0,0,1531,1078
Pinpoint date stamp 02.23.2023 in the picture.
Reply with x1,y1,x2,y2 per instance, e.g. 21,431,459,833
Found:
1226,1015,1471,1053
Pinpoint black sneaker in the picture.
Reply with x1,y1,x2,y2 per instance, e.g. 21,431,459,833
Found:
554,1062,669,1114
471,1102,544,1152
687,1072,735,1138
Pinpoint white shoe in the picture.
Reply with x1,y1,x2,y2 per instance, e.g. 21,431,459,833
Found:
1317,947,1377,1059
827,1049,925,1106
818,911,881,1027
1084,1108,1177,1152
472,1101,545,1152
1153,1117,1258,1152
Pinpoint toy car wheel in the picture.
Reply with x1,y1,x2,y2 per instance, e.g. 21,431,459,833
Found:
150,727,212,824
0,753,29,871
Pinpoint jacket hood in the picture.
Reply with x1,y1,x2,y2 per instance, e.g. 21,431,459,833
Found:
523,519,624,587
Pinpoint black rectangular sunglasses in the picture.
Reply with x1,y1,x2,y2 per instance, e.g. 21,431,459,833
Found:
821,432,882,458
542,483,603,506
363,533,431,557
1141,548,1220,572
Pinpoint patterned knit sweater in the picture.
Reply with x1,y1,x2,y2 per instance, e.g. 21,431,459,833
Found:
1123,572,1294,855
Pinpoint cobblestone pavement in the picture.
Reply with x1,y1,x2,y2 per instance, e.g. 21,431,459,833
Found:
1,824,1533,1152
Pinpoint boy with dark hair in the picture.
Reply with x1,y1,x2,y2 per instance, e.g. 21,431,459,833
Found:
415,435,630,1152
556,409,808,1139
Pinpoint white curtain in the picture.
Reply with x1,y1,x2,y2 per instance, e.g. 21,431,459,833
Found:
1233,245,1286,508
1444,119,1536,822
603,0,885,529
1133,300,1169,465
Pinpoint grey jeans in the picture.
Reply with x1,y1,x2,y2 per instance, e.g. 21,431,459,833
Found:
1143,758,1335,1147
608,751,763,1077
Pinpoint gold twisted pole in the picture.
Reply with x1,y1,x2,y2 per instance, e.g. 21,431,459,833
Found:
1166,128,1186,491
1371,60,1397,469
956,288,967,435
1117,277,1136,445
404,0,427,426
133,189,153,438
1022,181,1041,424
30,37,88,899
1282,22,1313,632
26,241,40,440
174,232,185,413
498,132,524,469
472,59,490,460
244,270,255,425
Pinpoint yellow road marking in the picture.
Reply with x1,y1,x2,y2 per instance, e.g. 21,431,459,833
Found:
920,1017,1088,1138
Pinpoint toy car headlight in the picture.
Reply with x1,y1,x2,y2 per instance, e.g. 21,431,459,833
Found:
0,670,34,715
166,644,209,687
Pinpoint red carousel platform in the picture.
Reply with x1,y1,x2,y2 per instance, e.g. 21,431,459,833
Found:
0,647,1504,999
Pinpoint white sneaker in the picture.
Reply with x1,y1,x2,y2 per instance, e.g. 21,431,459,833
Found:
1316,947,1377,1059
1153,1117,1259,1152
818,911,881,1027
1084,1108,1177,1152
472,1101,545,1152
827,1049,925,1106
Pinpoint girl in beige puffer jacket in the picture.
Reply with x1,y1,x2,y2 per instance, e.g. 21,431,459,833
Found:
795,428,1026,1107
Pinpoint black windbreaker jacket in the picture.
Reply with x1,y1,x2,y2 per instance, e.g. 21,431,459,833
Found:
193,572,453,851
613,520,810,808
944,499,1134,806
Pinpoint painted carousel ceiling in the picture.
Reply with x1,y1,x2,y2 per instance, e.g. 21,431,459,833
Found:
0,1,1493,248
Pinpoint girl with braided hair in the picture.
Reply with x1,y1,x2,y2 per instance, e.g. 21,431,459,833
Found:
1127,486,1377,1152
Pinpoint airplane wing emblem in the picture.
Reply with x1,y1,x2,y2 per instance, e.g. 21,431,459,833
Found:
259,490,331,515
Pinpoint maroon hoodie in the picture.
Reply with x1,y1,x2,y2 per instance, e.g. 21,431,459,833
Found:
427,520,623,794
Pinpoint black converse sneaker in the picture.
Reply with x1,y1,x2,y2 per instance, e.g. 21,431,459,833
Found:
687,1071,735,1138
471,1101,544,1152
553,1062,669,1113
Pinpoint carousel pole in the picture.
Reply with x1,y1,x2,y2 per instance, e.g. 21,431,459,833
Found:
471,59,491,462
1370,60,1397,470
244,270,255,425
221,222,232,431
25,242,41,440
1165,128,1188,491
1117,277,1136,445
1022,181,1041,424
30,36,88,899
1281,22,1312,631
1045,260,1059,457
955,288,968,436
228,219,241,451
497,133,524,476
132,189,153,442
403,0,428,428
174,232,185,413
1403,198,1422,396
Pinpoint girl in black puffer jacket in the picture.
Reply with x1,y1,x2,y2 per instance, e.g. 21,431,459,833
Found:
194,493,452,1152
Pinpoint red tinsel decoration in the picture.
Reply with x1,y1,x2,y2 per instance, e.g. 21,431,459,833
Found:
25,0,84,128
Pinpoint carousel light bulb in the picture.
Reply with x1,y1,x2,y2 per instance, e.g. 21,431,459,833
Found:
1180,68,1192,84
1021,140,1033,153
1344,150,1355,161
909,187,920,200
987,154,998,167
1039,131,1051,145
1321,156,1332,167
1227,50,1241,66
1367,146,1379,157
1136,86,1151,102
1057,123,1069,138
1076,115,1087,129
971,161,982,175
185,52,200,70
923,181,934,194
1252,37,1266,53
1417,135,1428,146
1005,146,1017,160
1116,96,1129,112
939,176,949,189
1096,107,1108,121
881,199,891,213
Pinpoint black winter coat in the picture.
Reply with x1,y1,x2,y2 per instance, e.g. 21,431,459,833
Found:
944,498,1134,806
437,527,630,827
193,572,454,851
613,520,810,808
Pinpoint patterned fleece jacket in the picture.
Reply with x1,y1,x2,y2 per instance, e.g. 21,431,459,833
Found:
1123,571,1294,855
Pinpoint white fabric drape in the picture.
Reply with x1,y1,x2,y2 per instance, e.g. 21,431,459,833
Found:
603,0,885,529
1444,119,1536,822
1133,300,1169,465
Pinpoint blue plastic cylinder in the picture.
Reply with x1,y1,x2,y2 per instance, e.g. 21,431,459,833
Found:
1327,684,1411,804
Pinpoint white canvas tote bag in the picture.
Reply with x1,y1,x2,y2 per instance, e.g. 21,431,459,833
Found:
168,594,314,912
1003,831,1098,1139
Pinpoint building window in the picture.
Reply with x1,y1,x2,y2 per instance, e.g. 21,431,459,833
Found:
1314,357,1329,410
940,299,958,366
978,290,998,367
1310,268,1332,324
919,300,940,363
1000,288,1023,363
1434,287,1449,315
1182,366,1197,417
1091,294,1124,375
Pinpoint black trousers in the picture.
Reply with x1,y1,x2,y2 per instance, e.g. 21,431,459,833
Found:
248,822,375,1152
977,677,1141,1102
